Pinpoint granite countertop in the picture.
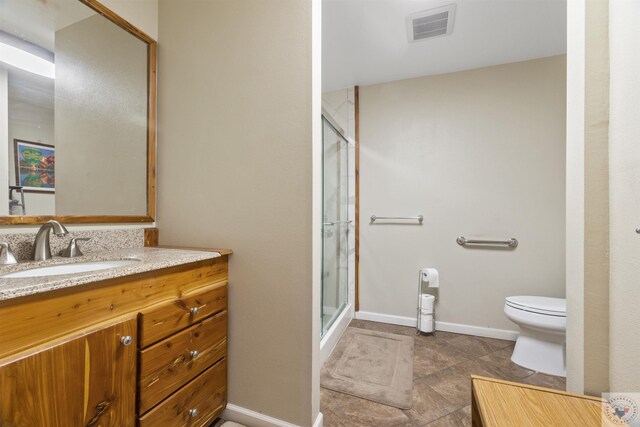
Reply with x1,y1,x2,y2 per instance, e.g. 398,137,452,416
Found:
0,247,221,301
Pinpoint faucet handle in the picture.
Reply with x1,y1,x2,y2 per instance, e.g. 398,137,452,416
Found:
0,243,18,265
61,237,91,258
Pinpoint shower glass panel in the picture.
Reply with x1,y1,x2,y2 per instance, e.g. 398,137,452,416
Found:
321,116,349,336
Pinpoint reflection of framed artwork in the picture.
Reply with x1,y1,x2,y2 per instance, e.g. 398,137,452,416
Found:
14,139,55,193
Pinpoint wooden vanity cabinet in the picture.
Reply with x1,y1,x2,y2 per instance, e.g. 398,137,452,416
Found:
137,281,228,426
0,317,137,426
0,255,229,427
139,310,228,413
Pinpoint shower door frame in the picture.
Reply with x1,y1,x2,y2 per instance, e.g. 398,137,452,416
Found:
321,114,350,337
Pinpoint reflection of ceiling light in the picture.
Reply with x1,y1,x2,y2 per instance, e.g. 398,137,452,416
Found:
0,42,54,79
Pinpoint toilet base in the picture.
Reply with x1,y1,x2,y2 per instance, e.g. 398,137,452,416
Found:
511,327,566,377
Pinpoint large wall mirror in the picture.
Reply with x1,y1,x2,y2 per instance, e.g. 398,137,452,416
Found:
0,0,156,224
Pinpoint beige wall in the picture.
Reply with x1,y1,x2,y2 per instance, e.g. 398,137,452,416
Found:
359,56,566,332
609,0,640,393
565,0,586,393
566,0,612,396
582,0,610,395
55,14,148,216
157,1,318,425
100,0,158,40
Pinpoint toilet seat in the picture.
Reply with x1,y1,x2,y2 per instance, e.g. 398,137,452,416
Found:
505,296,566,317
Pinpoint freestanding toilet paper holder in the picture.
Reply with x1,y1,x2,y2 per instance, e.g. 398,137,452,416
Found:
416,270,437,335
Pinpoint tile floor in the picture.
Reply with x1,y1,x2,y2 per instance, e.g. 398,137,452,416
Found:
321,319,566,426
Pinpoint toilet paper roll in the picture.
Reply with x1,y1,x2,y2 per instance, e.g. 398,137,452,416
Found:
419,294,435,313
419,313,435,333
420,268,439,288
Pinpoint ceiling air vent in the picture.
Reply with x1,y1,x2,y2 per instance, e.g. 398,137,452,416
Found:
407,4,457,42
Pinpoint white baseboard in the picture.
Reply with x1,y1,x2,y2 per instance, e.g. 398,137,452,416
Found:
355,311,416,327
320,303,353,366
355,311,517,341
436,321,517,341
222,405,322,427
313,412,323,427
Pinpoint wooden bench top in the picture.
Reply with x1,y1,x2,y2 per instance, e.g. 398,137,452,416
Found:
471,375,625,426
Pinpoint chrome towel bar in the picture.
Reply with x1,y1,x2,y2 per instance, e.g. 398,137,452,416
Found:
323,220,353,226
456,236,518,248
370,215,423,224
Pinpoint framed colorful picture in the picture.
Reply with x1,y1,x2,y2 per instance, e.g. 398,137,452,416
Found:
14,139,55,193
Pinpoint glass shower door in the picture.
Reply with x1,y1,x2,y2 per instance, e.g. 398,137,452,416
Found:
321,116,349,336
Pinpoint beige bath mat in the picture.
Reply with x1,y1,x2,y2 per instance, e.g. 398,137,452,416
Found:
321,327,414,409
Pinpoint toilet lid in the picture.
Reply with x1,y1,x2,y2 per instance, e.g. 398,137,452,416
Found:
505,296,566,317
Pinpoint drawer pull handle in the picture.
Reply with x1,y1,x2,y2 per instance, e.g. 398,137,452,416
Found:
190,350,200,360
188,408,199,418
172,355,186,367
120,336,133,346
190,306,201,315
86,400,111,426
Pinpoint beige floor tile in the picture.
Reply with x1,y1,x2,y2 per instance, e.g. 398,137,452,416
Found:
476,336,514,349
424,414,463,427
444,335,505,358
477,347,534,381
342,397,414,426
406,377,460,425
413,341,468,377
420,360,507,407
320,320,565,426
349,319,417,337
424,406,471,427
520,372,566,390
322,388,413,427
420,361,476,408
456,406,472,427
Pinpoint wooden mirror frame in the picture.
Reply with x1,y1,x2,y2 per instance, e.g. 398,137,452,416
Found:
0,0,156,225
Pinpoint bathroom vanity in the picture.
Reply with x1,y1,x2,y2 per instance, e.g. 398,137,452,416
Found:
0,247,230,426
0,1,230,424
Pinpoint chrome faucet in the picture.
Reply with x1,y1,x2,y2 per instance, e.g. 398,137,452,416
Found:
32,220,69,261
0,243,17,265
61,237,91,258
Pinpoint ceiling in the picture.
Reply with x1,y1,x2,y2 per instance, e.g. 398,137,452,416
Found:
0,0,95,52
322,0,567,91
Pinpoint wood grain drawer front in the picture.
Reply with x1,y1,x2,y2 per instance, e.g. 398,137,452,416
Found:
139,310,228,414
138,358,227,427
139,281,227,348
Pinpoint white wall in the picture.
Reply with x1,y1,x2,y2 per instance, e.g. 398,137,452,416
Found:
157,1,320,426
609,0,640,393
7,78,55,215
359,56,566,333
0,69,8,216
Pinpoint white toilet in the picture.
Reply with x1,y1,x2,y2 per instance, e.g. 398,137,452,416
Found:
504,296,566,377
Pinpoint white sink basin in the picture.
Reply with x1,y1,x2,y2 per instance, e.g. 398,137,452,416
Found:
0,259,140,278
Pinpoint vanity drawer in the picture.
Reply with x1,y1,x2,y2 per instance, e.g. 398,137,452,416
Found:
139,281,227,347
138,310,227,414
138,358,227,427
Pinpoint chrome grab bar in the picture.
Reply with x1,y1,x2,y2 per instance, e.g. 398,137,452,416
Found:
456,236,518,248
370,215,423,224
323,220,353,226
